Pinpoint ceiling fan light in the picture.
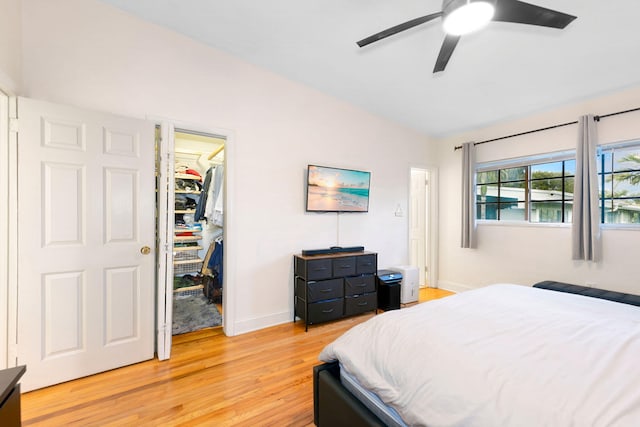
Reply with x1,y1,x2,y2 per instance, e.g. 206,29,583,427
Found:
443,1,495,36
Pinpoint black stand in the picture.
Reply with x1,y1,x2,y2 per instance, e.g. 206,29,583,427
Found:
377,281,401,311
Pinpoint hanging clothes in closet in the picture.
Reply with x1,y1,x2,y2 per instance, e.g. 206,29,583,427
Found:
207,237,223,286
194,166,212,221
201,232,223,304
209,165,224,226
195,164,224,225
197,162,224,304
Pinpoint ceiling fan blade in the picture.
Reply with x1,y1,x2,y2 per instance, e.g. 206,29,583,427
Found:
357,12,443,47
492,0,577,29
433,34,460,73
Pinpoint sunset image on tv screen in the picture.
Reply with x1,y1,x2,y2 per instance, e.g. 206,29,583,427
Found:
307,165,370,212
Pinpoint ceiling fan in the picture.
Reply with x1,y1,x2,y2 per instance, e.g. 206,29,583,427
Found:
357,0,577,73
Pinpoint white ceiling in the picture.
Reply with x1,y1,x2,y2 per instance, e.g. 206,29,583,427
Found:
97,0,640,138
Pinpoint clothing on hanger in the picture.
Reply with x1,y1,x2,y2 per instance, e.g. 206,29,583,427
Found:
203,239,223,287
206,165,224,226
195,167,213,221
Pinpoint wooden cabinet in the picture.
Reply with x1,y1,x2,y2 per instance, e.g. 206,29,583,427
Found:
294,251,377,331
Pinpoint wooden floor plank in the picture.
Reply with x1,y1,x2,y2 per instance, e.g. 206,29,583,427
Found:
21,287,453,426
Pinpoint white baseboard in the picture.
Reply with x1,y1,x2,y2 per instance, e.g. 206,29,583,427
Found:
233,310,293,335
437,280,478,293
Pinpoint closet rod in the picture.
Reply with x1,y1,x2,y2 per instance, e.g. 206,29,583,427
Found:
208,144,225,160
453,106,640,151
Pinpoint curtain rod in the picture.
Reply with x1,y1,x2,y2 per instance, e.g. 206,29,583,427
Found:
453,106,640,151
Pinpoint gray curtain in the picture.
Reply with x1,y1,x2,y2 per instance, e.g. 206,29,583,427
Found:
572,115,601,261
461,142,477,248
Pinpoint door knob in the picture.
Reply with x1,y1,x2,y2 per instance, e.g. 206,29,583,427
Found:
140,246,151,255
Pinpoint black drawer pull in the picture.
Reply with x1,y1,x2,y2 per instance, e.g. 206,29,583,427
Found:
313,266,328,271
322,308,335,313
319,289,333,293
356,284,367,287
357,302,368,306
361,262,372,266
339,265,352,269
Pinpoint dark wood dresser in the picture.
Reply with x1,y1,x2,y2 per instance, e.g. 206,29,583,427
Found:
294,251,377,331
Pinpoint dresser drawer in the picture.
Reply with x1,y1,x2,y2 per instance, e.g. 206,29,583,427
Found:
305,278,344,303
307,299,344,324
332,256,356,277
344,274,376,296
356,254,377,275
296,258,332,280
345,293,377,316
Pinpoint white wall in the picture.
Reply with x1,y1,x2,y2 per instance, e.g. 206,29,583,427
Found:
437,86,640,295
0,0,21,92
18,0,435,334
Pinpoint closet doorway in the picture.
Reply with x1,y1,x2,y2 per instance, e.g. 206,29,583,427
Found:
156,125,226,359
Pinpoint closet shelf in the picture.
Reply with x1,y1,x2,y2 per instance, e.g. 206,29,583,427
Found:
174,225,202,232
173,259,204,266
174,235,202,242
173,245,203,252
172,167,206,278
175,173,201,180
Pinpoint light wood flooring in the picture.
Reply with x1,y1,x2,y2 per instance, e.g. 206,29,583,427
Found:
21,287,453,426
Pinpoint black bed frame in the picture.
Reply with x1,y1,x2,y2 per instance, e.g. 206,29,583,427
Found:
313,280,640,426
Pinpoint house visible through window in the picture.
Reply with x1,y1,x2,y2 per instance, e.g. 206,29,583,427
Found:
476,140,640,225
599,143,640,224
476,153,575,223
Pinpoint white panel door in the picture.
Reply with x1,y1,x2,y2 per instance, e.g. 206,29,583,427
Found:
409,169,427,286
16,97,155,391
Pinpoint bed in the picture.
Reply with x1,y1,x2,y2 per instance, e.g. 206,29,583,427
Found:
313,281,640,426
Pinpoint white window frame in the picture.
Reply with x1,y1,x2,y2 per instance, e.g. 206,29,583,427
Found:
598,139,640,230
476,150,575,226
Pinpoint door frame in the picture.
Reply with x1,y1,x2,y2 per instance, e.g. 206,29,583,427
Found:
155,118,236,360
409,166,439,288
0,89,10,369
409,168,427,286
4,95,18,369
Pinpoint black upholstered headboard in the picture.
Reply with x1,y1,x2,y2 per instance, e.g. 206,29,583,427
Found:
533,280,640,307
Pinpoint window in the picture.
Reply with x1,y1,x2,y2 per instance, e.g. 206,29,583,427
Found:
598,143,640,224
475,141,640,226
477,167,526,221
530,160,575,223
476,154,575,223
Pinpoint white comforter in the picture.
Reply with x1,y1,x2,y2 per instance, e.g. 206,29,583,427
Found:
319,284,640,426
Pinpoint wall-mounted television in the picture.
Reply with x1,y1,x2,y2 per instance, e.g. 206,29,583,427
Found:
306,164,371,213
